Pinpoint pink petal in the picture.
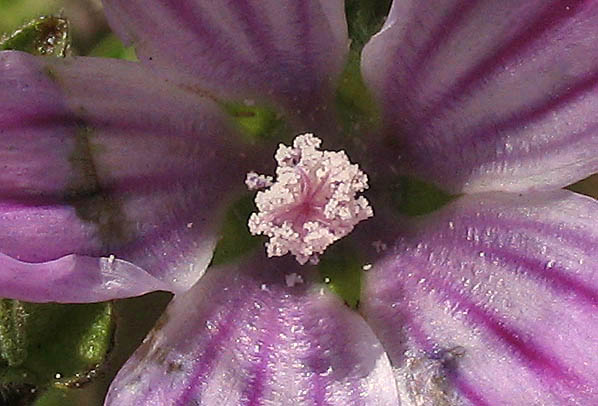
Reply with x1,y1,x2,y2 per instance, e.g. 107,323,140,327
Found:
0,253,169,303
361,190,598,405
102,0,348,120
106,256,399,405
1,51,251,299
362,0,598,193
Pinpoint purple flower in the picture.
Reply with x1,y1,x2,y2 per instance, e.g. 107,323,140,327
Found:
2,1,598,405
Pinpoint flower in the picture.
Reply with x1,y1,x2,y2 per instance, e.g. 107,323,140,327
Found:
246,133,373,265
2,1,598,405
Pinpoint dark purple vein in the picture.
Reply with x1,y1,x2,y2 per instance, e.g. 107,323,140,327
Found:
175,294,250,406
444,218,598,307
231,0,276,61
418,0,587,124
402,255,583,386
241,299,278,406
456,70,598,146
405,0,480,86
449,374,492,406
155,0,250,67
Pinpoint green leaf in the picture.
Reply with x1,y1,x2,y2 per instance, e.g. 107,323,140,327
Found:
0,302,114,398
33,386,83,406
24,302,113,387
0,15,70,56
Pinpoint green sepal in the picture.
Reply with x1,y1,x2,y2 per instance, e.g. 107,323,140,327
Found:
0,15,70,56
345,0,392,50
88,33,137,61
222,101,288,145
318,241,364,309
335,53,381,139
396,176,458,216
212,194,262,266
335,0,389,140
567,174,598,200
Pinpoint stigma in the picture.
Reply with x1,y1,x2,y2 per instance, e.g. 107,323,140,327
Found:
246,133,373,265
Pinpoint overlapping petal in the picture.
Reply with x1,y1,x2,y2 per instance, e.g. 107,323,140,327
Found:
1,51,251,300
0,253,169,303
102,0,348,120
361,190,598,405
106,256,399,406
362,0,598,193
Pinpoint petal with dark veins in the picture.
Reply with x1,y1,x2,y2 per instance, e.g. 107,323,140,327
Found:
361,190,598,405
102,0,348,121
362,0,598,193
0,51,251,299
106,256,399,406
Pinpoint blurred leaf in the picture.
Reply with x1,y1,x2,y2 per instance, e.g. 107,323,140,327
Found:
0,0,59,34
1,15,70,56
0,382,37,406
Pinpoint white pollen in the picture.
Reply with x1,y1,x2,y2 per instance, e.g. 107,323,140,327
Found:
245,171,273,190
107,254,116,264
186,222,194,228
246,133,374,264
362,263,373,271
285,273,304,287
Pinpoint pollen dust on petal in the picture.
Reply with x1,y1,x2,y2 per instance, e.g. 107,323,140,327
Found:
246,133,373,265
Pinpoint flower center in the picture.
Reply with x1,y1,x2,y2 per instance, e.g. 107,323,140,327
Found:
246,133,373,265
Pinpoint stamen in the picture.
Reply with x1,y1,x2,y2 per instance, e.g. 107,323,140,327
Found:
247,133,373,265
245,172,273,190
